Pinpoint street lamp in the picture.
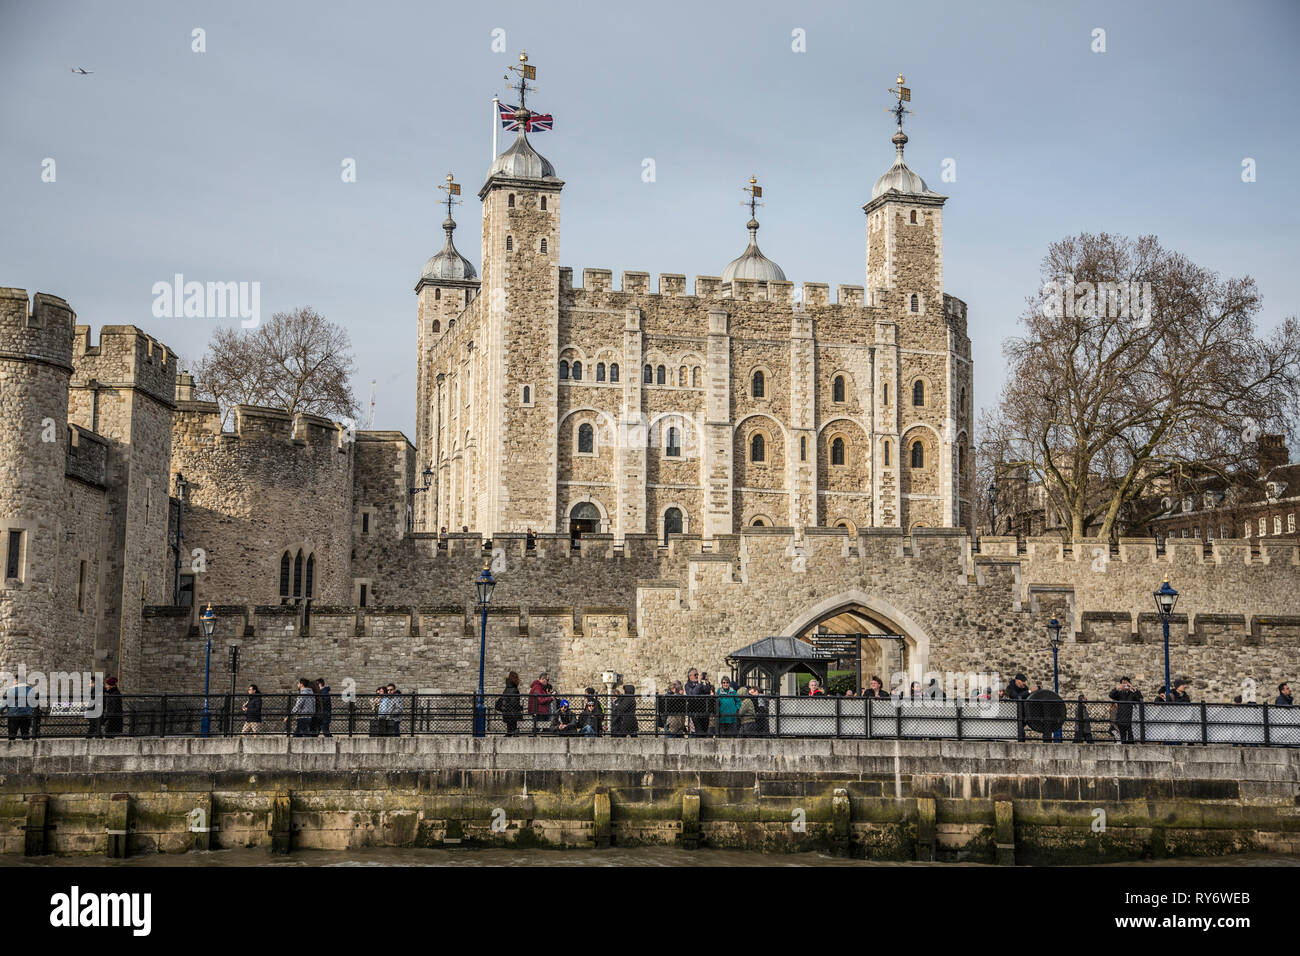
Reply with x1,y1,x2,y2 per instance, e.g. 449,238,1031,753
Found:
173,473,188,605
1046,618,1063,695
1153,575,1179,704
199,604,215,737
987,482,998,535
473,562,496,737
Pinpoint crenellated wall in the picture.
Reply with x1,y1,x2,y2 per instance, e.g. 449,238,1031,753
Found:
137,529,1300,701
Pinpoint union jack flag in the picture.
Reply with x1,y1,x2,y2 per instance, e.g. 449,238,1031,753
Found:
498,101,553,132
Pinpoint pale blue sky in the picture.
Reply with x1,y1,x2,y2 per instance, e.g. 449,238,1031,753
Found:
2,0,1297,439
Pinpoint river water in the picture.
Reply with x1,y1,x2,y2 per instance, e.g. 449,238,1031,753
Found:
4,847,1299,867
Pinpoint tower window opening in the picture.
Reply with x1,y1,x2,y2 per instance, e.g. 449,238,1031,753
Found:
751,433,766,462
751,370,765,398
883,440,890,466
540,196,547,210
540,238,547,253
911,441,924,469
656,365,666,385
643,364,652,384
910,294,919,313
578,423,595,454
508,193,515,208
833,375,845,403
913,380,925,406
505,236,513,251
572,360,582,381
831,437,846,466
596,362,606,382
666,426,681,457
559,360,569,380
610,363,619,382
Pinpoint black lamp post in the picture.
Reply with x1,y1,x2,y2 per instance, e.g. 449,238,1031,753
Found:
473,562,496,737
1154,576,1179,703
199,604,215,737
408,466,434,532
987,482,998,535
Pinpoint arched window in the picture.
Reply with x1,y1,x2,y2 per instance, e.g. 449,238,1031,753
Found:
751,433,766,462
913,381,924,406
692,366,701,387
883,440,891,466
831,437,846,466
540,196,547,210
663,507,683,541
911,440,924,468
609,363,619,382
909,294,919,313
656,365,666,385
578,423,595,454
679,366,687,386
280,548,314,606
572,360,582,381
508,193,515,207
752,370,765,398
958,445,966,473
883,383,889,405
522,385,531,404
431,320,440,333
434,288,441,300
559,360,569,380
643,364,653,384
833,376,845,403
800,436,807,461
960,387,967,414
751,517,767,527
596,363,606,382
666,426,681,457
540,238,547,253
505,236,513,251
909,210,917,224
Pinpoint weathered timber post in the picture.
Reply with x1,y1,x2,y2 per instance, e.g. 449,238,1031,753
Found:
106,793,130,858
994,799,1015,865
270,790,292,854
593,787,612,848
24,794,48,856
681,789,701,849
831,788,852,856
915,795,936,861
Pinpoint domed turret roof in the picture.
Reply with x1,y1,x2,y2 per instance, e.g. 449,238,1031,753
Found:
871,130,937,200
721,218,786,283
420,217,477,282
488,112,557,181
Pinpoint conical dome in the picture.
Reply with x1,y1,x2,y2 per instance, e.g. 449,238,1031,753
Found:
871,129,937,200
488,112,557,181
420,216,477,282
721,218,786,283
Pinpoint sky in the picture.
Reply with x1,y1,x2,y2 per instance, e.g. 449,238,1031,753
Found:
2,0,1298,440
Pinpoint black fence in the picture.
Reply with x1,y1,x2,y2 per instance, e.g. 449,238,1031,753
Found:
5,692,1300,746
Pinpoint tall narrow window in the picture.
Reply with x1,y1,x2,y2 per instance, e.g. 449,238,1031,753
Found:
610,363,619,382
361,512,370,534
5,530,21,581
800,436,807,461
752,370,765,398
435,289,441,300
540,196,547,210
505,236,513,251
959,445,966,473
883,383,889,405
751,433,766,462
359,583,368,607
293,550,304,599
572,360,582,381
911,441,924,468
666,427,681,457
692,366,701,387
833,376,845,403
909,210,917,224
656,365,666,385
643,364,653,384
540,238,548,253
831,437,846,466
559,360,569,380
679,366,687,386
663,507,683,541
279,552,291,603
77,560,87,612
909,294,919,313
960,387,967,414
178,573,194,609
913,381,924,406
305,554,315,601
578,423,595,454
883,441,890,466
522,385,531,404
596,363,606,382
507,193,515,207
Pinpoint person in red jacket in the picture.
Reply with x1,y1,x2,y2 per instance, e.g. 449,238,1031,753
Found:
527,672,554,735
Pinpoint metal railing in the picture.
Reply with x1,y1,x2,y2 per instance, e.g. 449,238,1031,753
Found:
4,693,1299,746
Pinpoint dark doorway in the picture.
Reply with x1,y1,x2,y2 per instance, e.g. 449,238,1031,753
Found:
569,501,601,546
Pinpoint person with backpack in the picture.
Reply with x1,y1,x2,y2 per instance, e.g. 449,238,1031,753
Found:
527,672,554,735
495,672,522,736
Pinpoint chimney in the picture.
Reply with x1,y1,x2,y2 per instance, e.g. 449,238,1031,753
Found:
1259,434,1288,476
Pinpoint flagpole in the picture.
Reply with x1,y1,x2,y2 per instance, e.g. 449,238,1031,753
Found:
492,95,499,162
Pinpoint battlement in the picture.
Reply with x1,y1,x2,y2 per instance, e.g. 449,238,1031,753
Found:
172,401,352,455
556,268,879,310
71,324,176,404
0,288,77,370
64,424,108,487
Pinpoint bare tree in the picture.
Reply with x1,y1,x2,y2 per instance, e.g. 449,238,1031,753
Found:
193,308,359,427
981,233,1300,544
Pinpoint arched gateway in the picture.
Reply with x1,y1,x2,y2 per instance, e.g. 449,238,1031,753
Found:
774,590,933,691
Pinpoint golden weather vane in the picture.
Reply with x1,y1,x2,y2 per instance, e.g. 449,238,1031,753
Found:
504,49,537,112
887,73,913,130
437,172,462,219
741,175,765,218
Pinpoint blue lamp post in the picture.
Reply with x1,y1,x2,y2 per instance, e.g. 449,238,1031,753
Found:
1154,576,1179,703
199,604,215,737
473,563,496,737
1047,618,1063,695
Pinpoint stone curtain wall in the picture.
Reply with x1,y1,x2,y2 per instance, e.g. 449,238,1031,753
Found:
137,529,1300,699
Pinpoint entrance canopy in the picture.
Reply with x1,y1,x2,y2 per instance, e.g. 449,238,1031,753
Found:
726,636,835,694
